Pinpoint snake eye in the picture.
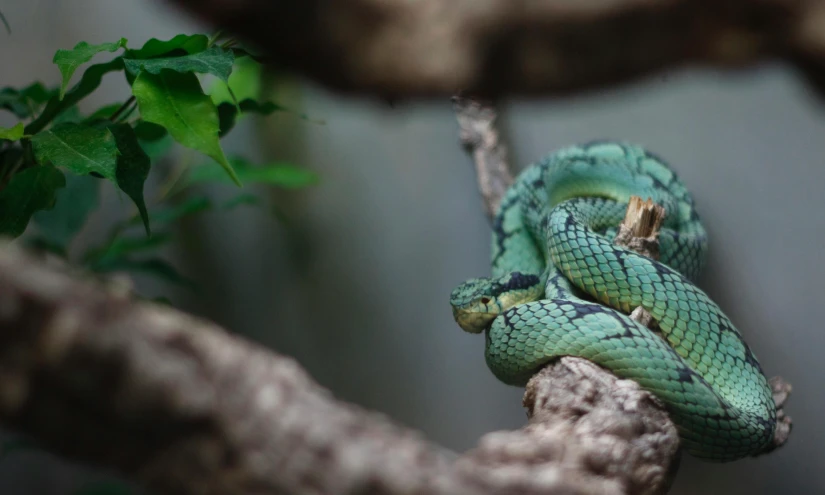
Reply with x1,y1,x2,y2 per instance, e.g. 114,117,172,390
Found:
480,297,491,304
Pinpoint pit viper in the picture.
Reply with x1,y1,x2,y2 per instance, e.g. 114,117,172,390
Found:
449,141,776,461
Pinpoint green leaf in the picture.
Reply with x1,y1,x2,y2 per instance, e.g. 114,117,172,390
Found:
0,147,23,176
31,122,152,234
217,99,284,137
92,257,193,287
216,102,236,137
32,173,100,251
239,99,284,115
144,197,211,226
0,83,54,118
0,89,31,118
187,157,318,188
31,123,118,178
124,45,234,82
133,120,167,141
132,70,240,185
118,196,211,232
108,124,151,234
0,165,65,238
26,58,125,135
102,233,172,257
53,39,127,100
152,296,173,306
0,122,23,141
209,55,261,105
222,193,260,210
51,105,83,125
217,98,321,137
86,233,172,268
19,82,53,104
127,34,209,59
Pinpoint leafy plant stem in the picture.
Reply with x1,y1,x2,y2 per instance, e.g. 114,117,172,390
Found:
207,29,225,47
116,102,138,124
109,96,136,122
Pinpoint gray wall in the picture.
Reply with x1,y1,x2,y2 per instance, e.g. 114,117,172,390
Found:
1,1,822,494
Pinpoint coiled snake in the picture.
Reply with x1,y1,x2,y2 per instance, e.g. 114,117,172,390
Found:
449,141,776,461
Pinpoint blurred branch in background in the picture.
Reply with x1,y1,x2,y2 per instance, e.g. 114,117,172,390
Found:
452,95,512,220
163,0,825,98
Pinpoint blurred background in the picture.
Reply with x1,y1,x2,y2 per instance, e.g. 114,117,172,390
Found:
0,0,822,493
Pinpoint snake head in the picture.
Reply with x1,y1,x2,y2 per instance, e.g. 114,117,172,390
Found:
450,272,543,334
450,278,501,333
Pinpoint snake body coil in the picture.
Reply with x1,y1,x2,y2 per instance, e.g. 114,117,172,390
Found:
450,142,776,461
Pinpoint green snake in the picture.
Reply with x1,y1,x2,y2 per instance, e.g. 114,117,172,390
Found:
449,141,776,461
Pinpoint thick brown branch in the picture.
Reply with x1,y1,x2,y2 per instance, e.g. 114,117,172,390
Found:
0,240,675,495
164,0,825,98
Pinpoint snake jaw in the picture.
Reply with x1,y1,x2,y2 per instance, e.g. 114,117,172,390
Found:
450,278,502,333
452,308,497,334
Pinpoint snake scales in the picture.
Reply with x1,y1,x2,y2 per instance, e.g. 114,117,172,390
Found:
449,141,776,461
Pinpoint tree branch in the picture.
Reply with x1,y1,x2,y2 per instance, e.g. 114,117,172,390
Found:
452,94,513,219
164,0,825,98
0,237,679,495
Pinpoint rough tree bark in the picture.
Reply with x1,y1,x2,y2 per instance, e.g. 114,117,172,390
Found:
163,0,825,98
0,226,674,495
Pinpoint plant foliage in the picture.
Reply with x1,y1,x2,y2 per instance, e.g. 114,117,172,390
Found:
0,32,319,294
0,22,326,495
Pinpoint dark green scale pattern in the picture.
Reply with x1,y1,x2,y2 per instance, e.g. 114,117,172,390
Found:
452,141,777,461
